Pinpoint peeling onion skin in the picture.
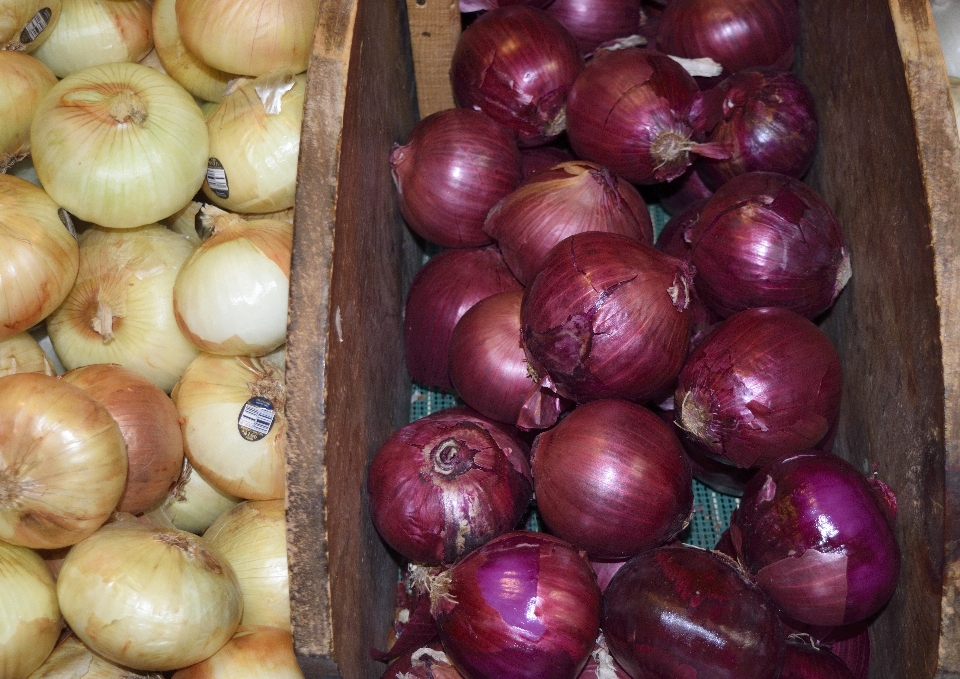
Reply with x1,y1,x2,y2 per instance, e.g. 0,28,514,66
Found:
432,530,601,679
732,452,901,628
602,545,786,679
379,642,465,679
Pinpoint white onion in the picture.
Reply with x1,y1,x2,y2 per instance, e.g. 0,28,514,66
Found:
170,626,304,679
202,70,305,213
203,500,290,630
30,62,209,230
160,459,242,535
56,520,243,671
0,51,56,172
31,0,152,78
172,352,286,500
0,331,54,377
0,541,62,679
25,634,164,679
46,224,201,393
0,0,62,52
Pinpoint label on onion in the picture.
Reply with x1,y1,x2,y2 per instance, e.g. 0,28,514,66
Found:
58,209,76,239
206,158,229,198
20,9,52,45
237,397,276,441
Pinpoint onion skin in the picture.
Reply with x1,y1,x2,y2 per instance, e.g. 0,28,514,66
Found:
732,452,901,627
404,246,522,392
544,0,643,55
674,307,843,469
779,640,855,679
602,545,785,679
521,232,692,405
367,406,532,565
171,626,305,679
531,399,693,559
484,160,654,286
380,643,464,679
432,530,601,679
390,108,522,248
451,6,584,147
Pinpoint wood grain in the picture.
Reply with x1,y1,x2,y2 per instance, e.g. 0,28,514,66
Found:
405,0,459,117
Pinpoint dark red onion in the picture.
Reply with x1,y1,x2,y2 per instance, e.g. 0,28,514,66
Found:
657,165,714,216
451,6,584,147
390,108,522,248
576,637,631,678
779,640,855,679
404,246,522,392
602,544,786,679
485,160,654,286
674,307,842,469
687,172,851,320
544,0,643,55
431,530,601,679
521,231,693,404
371,578,438,662
732,452,901,627
565,48,728,184
531,399,693,559
380,642,464,679
461,0,552,12
449,290,570,430
520,145,575,178
655,0,800,84
590,559,628,594
697,69,818,190
818,624,870,679
366,405,533,565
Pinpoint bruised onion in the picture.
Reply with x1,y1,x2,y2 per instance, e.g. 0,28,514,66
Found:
483,160,654,286
431,530,601,679
390,108,521,248
779,640,855,679
674,307,842,469
531,399,693,559
451,6,584,147
544,0,643,55
602,544,785,679
732,452,901,627
366,406,532,565
404,246,521,391
521,231,692,405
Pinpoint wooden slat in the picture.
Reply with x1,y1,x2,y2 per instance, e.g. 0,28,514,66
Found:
405,0,460,117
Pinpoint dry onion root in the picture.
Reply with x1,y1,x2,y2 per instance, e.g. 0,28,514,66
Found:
0,0,62,52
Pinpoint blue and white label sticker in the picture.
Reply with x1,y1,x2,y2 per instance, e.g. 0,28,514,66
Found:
20,8,52,45
238,396,276,441
206,158,229,198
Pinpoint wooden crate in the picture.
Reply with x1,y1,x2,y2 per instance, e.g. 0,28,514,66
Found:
283,0,960,677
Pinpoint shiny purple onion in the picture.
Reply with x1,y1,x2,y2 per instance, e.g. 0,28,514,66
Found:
544,0,643,55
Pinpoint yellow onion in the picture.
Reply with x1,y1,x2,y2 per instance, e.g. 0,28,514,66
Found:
56,520,243,671
0,0,61,52
152,0,236,103
202,70,305,213
174,210,291,356
46,225,201,393
172,352,286,500
176,0,319,77
31,0,152,78
30,62,209,230
25,634,164,679
0,51,56,171
163,200,203,245
62,363,184,515
0,541,61,679
160,459,242,535
0,174,79,341
0,372,127,549
204,500,289,630
0,331,55,377
171,626,304,679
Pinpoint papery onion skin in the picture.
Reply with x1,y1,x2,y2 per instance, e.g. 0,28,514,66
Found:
0,331,55,377
0,51,56,171
31,62,209,230
390,108,521,248
0,174,79,341
0,0,62,52
779,640,855,679
531,399,693,559
432,530,601,679
367,405,532,565
56,521,243,672
733,452,901,627
27,634,164,679
380,642,464,679
0,372,127,549
171,626,305,679
545,0,643,55
521,232,692,405
404,246,522,392
577,637,631,678
602,544,785,679
0,540,62,679
451,6,584,147
484,160,654,286
674,307,843,469
591,559,627,594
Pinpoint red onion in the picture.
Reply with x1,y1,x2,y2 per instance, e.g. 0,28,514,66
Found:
817,624,870,679
674,307,842,469
521,231,693,405
565,48,728,184
602,544,786,679
530,399,693,559
366,406,533,565
460,0,553,12
451,6,584,147
731,452,901,627
380,643,465,679
655,0,800,84
431,530,601,679
484,160,654,286
390,108,522,248
404,246,522,391
657,165,714,216
590,559,628,594
779,640,855,679
697,69,819,190
520,145,575,178
687,172,851,320
544,0,643,55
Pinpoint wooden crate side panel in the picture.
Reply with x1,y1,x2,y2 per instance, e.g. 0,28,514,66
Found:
405,0,459,117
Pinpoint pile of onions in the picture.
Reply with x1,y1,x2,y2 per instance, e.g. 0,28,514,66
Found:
160,459,243,535
779,640,856,679
27,634,163,679
0,332,56,377
383,643,463,679
0,51,56,172
0,0,61,52
171,626,305,679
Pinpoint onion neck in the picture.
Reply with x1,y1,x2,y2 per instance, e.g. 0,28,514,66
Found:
91,296,118,342
650,131,695,170
430,438,474,478
677,389,716,446
157,530,224,573
109,90,148,125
